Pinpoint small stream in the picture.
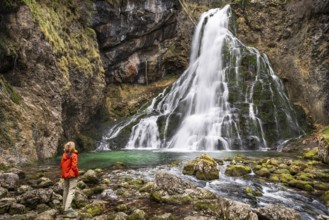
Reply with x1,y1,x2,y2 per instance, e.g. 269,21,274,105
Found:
52,150,329,220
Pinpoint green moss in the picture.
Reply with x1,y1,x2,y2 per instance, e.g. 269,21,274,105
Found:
193,200,219,213
77,134,94,151
151,192,191,205
314,182,329,191
139,182,156,193
279,173,295,183
269,174,280,182
245,187,263,197
289,165,300,175
255,167,270,177
115,204,128,212
295,172,314,181
21,0,104,90
288,179,313,191
302,149,319,160
182,154,219,180
225,165,251,177
84,203,104,217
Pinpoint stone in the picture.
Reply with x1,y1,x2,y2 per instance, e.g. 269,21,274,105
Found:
0,173,19,190
0,198,16,214
220,198,257,220
81,200,106,217
37,177,53,188
17,188,53,208
255,204,301,220
289,165,300,175
81,169,99,184
288,179,313,191
77,180,88,189
73,189,89,208
115,204,129,212
7,168,26,179
9,203,26,215
128,209,146,220
17,185,33,194
225,165,251,177
245,187,262,197
139,182,156,193
0,187,8,198
35,209,58,220
317,215,329,220
255,167,270,177
183,154,219,180
153,213,172,220
51,181,63,194
36,204,51,213
114,212,129,220
155,172,195,194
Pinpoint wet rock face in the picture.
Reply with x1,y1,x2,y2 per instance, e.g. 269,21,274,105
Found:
232,1,329,124
92,0,190,84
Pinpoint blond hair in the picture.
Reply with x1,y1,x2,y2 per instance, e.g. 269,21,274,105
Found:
64,141,76,152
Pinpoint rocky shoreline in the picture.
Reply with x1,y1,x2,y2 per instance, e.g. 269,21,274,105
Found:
0,152,329,220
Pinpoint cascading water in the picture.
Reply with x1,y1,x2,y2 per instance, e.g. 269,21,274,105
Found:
98,5,304,151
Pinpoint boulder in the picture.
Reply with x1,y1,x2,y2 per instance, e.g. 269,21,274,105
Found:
77,180,87,189
255,167,270,178
220,198,258,220
17,185,33,194
151,172,215,205
128,209,146,220
0,173,19,190
37,177,53,188
318,215,329,220
36,204,51,213
51,180,63,194
81,200,106,217
17,188,53,208
0,197,16,214
35,209,58,220
7,168,26,179
73,189,89,208
255,204,301,220
9,203,26,215
183,154,219,180
155,172,195,194
114,212,129,220
225,165,251,177
81,169,99,184
0,187,8,198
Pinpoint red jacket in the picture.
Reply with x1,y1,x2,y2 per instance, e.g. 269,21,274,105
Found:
60,150,79,179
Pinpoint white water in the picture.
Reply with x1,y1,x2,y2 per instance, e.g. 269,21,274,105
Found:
98,5,304,151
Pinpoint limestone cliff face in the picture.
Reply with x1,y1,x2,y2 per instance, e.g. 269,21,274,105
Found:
0,0,105,164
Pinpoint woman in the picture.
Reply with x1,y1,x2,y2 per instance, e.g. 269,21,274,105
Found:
60,141,79,214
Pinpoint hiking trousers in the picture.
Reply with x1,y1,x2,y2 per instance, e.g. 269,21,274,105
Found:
63,177,78,211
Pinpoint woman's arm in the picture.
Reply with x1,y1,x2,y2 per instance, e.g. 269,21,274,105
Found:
71,154,79,177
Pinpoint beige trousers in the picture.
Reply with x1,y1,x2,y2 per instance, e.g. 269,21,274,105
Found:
63,177,78,211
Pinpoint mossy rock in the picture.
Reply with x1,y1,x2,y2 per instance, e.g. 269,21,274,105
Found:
269,174,280,182
314,182,329,191
274,169,290,175
288,179,313,191
321,191,329,205
245,187,263,197
151,191,192,205
183,154,219,180
292,160,308,171
255,167,270,178
193,199,219,214
139,182,156,193
295,172,314,181
225,165,251,177
115,204,129,212
289,165,300,175
128,209,146,220
302,149,319,160
83,203,105,217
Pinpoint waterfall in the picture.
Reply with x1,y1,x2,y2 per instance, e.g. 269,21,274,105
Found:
98,5,304,151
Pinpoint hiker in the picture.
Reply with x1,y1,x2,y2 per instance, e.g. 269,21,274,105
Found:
60,141,79,214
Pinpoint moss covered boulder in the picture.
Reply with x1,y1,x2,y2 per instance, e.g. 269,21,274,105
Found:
255,167,270,178
225,165,251,177
183,154,219,180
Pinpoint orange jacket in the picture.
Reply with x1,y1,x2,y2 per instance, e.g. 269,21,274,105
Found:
60,150,79,179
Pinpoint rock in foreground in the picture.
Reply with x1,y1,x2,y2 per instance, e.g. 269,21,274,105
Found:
183,154,219,180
